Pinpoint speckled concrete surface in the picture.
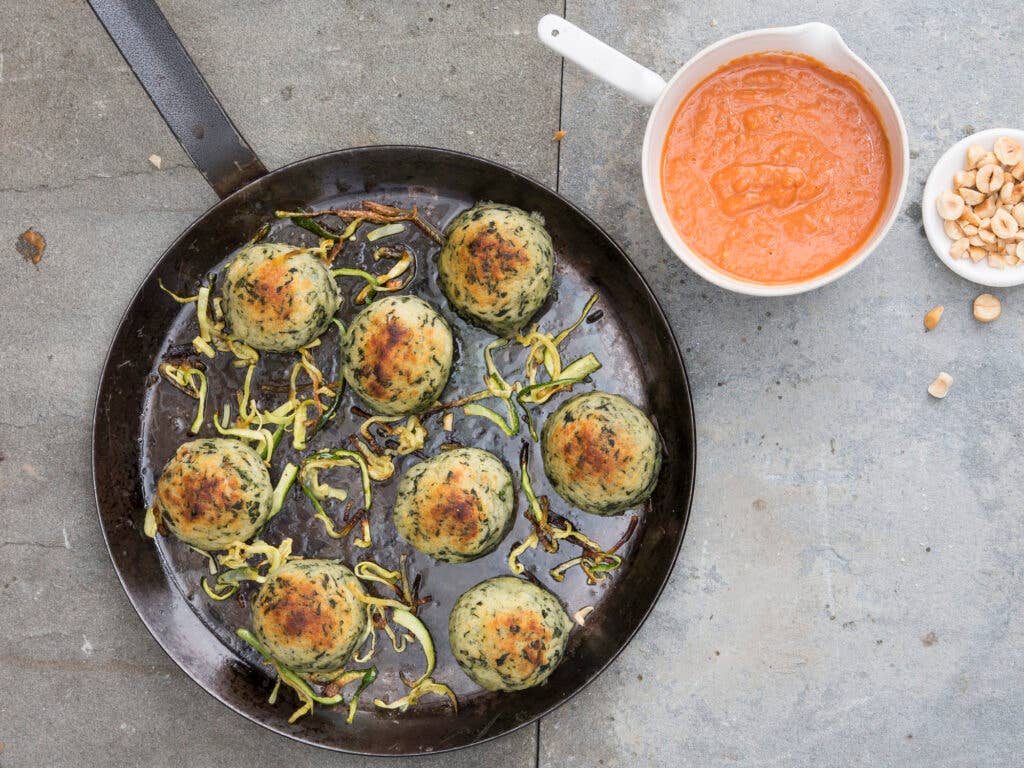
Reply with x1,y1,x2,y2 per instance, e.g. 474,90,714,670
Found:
1,1,1021,766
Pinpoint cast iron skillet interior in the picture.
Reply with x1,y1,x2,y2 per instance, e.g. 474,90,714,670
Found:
89,0,695,755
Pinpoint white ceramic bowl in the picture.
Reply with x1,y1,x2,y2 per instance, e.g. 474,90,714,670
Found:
922,127,1024,288
539,18,909,297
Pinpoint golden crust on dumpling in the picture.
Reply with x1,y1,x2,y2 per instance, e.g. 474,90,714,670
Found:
448,576,572,691
438,203,554,337
393,448,513,563
222,243,339,352
541,392,661,516
155,438,272,551
251,560,366,674
342,295,453,415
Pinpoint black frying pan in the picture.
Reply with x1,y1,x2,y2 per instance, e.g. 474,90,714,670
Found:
89,0,695,755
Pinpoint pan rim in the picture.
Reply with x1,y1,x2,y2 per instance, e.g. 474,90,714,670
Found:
91,143,696,756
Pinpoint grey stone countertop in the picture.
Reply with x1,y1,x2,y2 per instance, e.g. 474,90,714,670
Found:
0,1,1020,766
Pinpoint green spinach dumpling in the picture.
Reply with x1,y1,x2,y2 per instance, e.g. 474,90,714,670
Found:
438,203,554,337
393,448,513,563
154,438,272,551
251,560,366,674
541,392,661,516
449,576,572,691
342,295,454,415
222,243,339,352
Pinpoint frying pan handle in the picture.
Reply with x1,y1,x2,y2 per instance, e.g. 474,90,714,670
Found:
88,0,267,198
537,15,667,107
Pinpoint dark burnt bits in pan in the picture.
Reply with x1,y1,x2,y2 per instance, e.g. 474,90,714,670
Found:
508,442,639,585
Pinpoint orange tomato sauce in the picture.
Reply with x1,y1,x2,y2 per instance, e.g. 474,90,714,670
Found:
661,53,891,284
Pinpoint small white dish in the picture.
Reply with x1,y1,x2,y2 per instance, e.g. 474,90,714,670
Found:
922,127,1024,288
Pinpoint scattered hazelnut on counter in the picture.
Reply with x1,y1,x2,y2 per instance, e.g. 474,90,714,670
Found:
923,305,944,331
928,372,953,399
973,293,1001,322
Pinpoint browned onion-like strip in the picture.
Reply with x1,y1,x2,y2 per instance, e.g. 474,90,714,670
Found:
606,514,639,555
337,505,367,539
283,201,443,244
327,237,345,263
421,389,491,415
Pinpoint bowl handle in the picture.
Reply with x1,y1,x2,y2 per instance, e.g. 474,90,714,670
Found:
537,14,667,107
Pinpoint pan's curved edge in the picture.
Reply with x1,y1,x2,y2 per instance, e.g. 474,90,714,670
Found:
91,144,697,756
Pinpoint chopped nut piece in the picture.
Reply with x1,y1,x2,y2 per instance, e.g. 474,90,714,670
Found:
1000,180,1016,204
966,144,987,168
960,209,982,227
573,606,595,626
991,208,1020,239
928,372,953,399
988,252,1006,268
973,293,1001,322
976,151,999,170
954,169,977,189
148,154,163,170
950,238,970,259
1011,161,1024,181
936,190,965,220
924,305,944,331
1013,203,1024,227
960,223,979,236
969,246,987,262
943,219,964,240
994,136,1023,166
552,129,566,141
959,187,984,205
442,412,454,432
977,164,1005,194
